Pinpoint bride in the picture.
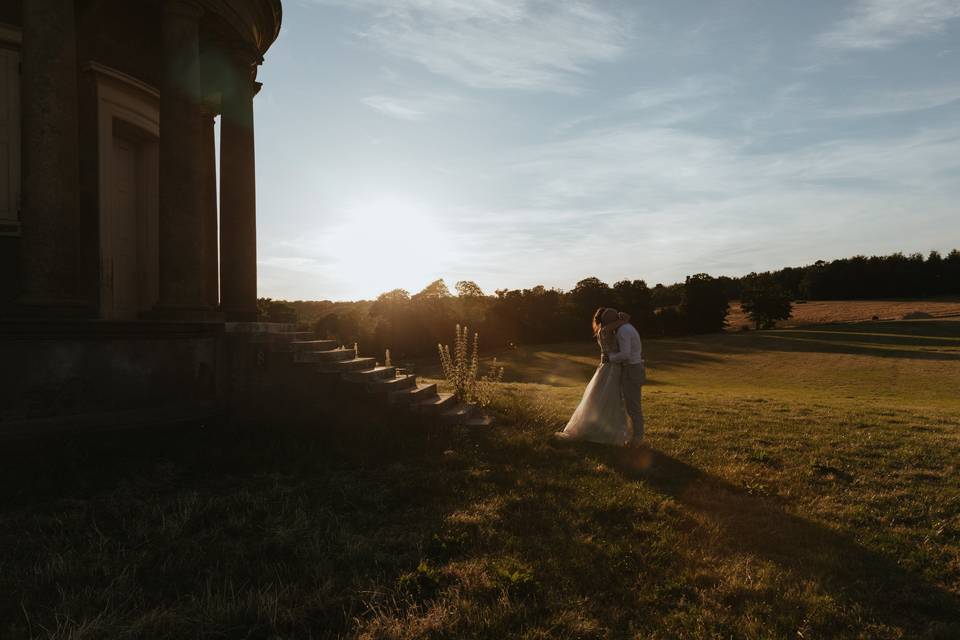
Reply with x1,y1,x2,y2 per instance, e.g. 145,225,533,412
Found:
554,307,632,446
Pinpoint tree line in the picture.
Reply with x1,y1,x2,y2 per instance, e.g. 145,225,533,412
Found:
256,249,959,359
260,275,736,359
724,250,960,300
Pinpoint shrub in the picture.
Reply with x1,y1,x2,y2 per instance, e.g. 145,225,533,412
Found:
438,325,504,406
473,358,505,409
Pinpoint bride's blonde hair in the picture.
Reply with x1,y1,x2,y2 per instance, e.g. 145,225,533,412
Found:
592,307,606,336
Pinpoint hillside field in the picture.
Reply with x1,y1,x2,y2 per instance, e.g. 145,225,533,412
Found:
725,298,960,329
2,319,959,638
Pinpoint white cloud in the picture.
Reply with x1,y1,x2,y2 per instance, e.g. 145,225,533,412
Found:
819,0,960,50
821,85,960,118
508,121,960,212
557,75,736,132
622,76,736,112
317,0,630,92
361,92,465,121
361,96,427,121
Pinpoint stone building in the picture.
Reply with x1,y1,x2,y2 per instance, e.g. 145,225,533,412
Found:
0,1,284,435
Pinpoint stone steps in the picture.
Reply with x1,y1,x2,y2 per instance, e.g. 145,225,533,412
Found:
440,402,475,425
278,331,314,340
294,348,354,363
265,329,491,427
368,373,417,394
254,330,314,344
389,382,437,405
342,366,396,383
284,339,339,352
319,357,377,373
412,392,457,414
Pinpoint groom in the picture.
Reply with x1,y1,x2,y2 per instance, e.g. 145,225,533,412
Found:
601,308,646,447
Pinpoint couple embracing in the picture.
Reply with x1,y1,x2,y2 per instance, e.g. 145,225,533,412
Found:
555,307,646,448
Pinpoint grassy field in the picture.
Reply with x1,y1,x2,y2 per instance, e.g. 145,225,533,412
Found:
2,319,959,638
725,298,960,329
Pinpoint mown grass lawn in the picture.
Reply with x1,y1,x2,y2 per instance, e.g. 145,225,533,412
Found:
2,320,959,639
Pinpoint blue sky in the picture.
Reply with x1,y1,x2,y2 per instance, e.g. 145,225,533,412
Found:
252,0,960,301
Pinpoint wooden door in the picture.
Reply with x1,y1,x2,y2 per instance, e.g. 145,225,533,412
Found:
110,136,140,318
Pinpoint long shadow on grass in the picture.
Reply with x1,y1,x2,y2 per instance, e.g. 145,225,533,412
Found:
730,320,960,362
607,446,960,634
647,329,960,368
749,333,960,361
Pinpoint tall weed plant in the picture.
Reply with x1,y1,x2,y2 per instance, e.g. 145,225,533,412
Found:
438,325,504,406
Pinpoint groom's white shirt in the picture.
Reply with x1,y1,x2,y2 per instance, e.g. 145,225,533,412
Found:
609,323,643,365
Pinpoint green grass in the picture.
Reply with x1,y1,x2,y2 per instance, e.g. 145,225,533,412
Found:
2,319,959,638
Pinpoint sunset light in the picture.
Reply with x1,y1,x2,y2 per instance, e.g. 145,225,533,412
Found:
321,196,456,300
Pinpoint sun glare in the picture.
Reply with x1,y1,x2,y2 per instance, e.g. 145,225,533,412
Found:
322,197,456,299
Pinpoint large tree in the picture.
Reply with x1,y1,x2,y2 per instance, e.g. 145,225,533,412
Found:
680,274,729,333
613,279,656,335
740,281,793,329
569,277,613,319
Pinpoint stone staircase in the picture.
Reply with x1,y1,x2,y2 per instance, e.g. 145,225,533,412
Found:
253,326,492,428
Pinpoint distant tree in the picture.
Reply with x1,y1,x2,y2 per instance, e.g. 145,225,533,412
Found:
740,281,793,329
257,297,298,323
569,277,612,320
313,312,341,340
651,282,684,308
680,274,729,333
716,275,741,301
455,280,485,298
946,250,960,296
408,279,455,354
453,280,488,328
412,279,452,300
371,288,410,316
613,279,656,335
926,251,944,296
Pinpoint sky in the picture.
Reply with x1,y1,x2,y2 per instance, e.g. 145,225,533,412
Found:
252,0,960,301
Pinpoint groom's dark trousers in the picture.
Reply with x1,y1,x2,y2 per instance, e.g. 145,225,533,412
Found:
622,363,645,441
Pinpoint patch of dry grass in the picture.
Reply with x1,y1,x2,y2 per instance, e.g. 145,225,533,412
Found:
726,298,960,330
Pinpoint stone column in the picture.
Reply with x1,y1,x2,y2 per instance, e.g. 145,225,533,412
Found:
18,0,84,313
155,0,210,317
219,49,259,322
200,111,219,309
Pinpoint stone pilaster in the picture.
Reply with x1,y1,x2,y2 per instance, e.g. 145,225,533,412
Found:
200,111,219,309
18,0,86,314
219,48,259,322
155,0,210,318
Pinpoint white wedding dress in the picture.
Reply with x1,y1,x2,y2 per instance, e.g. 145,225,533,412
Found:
559,331,631,446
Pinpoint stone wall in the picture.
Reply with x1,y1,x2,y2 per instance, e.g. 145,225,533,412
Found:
77,0,162,90
0,5,21,26
0,321,224,437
